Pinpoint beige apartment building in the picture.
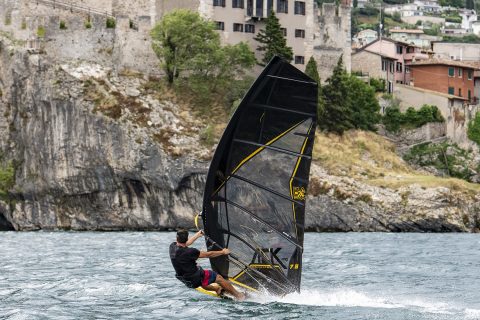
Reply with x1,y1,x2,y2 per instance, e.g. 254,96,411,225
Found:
200,0,315,69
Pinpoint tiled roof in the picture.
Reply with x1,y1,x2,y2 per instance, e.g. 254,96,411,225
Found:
408,59,480,69
390,29,424,34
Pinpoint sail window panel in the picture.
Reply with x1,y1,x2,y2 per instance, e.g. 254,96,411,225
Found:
227,177,298,237
228,142,262,174
260,114,311,150
225,236,256,277
226,204,297,273
250,78,317,114
232,144,300,197
268,118,313,153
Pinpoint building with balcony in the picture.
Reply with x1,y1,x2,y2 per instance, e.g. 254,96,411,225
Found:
351,49,397,93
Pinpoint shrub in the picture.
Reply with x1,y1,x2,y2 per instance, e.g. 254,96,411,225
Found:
59,20,67,30
106,17,116,28
21,20,26,30
85,18,92,29
37,26,46,38
5,14,11,25
383,104,444,132
370,78,386,92
467,111,480,145
0,162,15,200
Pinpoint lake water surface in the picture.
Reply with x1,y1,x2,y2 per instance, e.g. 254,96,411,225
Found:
1,232,479,319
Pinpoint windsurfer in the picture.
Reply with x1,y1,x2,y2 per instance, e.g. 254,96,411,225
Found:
169,229,246,301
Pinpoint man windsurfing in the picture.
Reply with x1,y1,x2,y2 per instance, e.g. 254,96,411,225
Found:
169,229,246,301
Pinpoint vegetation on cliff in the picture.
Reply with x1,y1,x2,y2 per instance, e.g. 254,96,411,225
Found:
150,9,255,107
0,161,14,201
383,105,444,133
467,111,480,146
313,130,480,195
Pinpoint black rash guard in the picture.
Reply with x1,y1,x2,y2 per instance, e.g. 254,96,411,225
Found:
169,242,204,288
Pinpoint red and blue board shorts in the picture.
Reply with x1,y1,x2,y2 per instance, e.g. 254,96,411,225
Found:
202,269,218,287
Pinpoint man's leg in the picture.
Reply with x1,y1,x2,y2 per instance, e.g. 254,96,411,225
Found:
215,274,245,300
201,284,222,295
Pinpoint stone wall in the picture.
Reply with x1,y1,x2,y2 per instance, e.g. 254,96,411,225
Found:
0,0,161,75
313,3,351,82
394,84,480,150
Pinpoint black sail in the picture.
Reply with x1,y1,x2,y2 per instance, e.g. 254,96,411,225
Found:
202,57,318,295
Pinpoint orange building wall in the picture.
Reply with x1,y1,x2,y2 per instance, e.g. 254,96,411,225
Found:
411,65,475,99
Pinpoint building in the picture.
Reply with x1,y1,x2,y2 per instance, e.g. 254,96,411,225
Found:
413,0,441,14
359,37,429,85
408,59,479,102
389,29,431,48
384,3,422,17
351,49,397,93
432,42,480,61
204,0,315,70
459,9,477,31
352,29,378,48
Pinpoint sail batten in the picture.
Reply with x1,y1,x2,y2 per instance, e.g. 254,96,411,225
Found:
202,57,317,295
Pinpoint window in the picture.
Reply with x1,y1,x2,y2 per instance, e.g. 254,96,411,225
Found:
396,62,403,72
295,29,305,38
294,1,305,15
389,62,394,73
448,86,454,95
468,70,473,80
267,0,274,15
247,0,253,15
458,68,463,77
448,67,454,77
294,55,305,64
256,0,264,17
405,66,410,73
281,28,287,37
407,47,414,53
459,88,462,97
382,60,387,71
245,24,255,33
233,23,243,32
215,21,224,30
468,89,472,100
213,0,226,7
396,45,403,54
232,0,244,8
278,0,288,13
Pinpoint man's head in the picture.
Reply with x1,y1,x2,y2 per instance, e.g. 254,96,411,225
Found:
176,229,189,244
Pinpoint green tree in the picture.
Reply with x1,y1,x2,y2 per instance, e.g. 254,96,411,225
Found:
254,11,293,65
320,57,354,134
304,56,325,116
320,56,381,134
466,0,475,9
150,9,221,83
353,0,358,8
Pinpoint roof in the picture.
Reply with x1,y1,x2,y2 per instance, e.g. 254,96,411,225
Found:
397,83,468,100
352,49,398,60
408,58,480,69
390,29,424,34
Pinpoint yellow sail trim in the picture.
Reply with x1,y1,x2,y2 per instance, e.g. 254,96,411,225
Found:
229,278,259,292
289,122,314,237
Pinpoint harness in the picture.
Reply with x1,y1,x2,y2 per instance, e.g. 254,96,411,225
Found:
169,244,204,288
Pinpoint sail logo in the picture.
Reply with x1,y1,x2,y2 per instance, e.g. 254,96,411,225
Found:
293,187,306,200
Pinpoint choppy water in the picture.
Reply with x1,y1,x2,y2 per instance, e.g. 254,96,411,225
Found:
1,232,479,319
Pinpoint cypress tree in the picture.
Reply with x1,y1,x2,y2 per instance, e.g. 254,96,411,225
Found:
254,11,293,65
304,56,325,116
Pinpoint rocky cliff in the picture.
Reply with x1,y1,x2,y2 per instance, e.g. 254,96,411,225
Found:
1,39,479,232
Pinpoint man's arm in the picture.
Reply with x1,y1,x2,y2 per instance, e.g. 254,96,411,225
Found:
198,248,230,259
185,230,203,247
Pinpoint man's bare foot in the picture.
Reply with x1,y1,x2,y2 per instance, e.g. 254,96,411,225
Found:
215,286,224,295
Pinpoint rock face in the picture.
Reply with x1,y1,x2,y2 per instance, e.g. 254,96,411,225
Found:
1,41,479,232
0,43,207,231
